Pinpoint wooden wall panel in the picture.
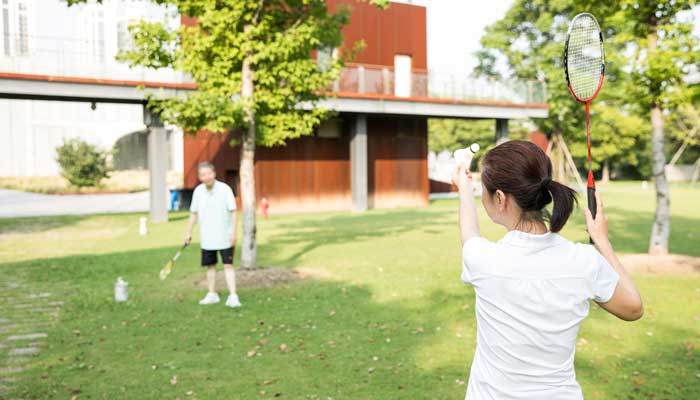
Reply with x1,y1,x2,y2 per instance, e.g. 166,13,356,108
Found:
327,0,427,69
367,116,428,208
184,131,352,213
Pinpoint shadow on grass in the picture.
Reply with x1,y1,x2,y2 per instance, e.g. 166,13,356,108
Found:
0,215,90,236
574,321,700,399
1,246,471,399
259,208,453,268
2,228,698,398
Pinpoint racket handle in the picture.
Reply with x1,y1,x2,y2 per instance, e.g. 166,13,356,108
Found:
587,186,596,244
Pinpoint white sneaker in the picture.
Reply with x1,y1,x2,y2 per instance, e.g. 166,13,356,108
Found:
225,293,242,308
199,292,220,305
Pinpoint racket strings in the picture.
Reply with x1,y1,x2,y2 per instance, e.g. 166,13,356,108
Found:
566,15,603,100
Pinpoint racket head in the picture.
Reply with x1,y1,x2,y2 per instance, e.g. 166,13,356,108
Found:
159,260,173,281
564,13,605,103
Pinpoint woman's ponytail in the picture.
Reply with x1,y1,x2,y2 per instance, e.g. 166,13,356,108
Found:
547,180,577,233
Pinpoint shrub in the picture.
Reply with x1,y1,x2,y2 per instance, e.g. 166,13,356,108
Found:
56,138,110,187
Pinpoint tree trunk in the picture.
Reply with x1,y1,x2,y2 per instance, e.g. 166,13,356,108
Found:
649,103,670,255
240,55,257,269
647,30,670,255
601,160,610,183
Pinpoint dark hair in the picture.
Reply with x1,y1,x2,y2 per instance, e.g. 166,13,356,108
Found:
481,140,577,233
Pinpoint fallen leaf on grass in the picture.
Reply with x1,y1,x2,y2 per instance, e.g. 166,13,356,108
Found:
279,343,289,353
170,375,177,385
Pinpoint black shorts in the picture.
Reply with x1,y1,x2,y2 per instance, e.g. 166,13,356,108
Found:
201,247,234,267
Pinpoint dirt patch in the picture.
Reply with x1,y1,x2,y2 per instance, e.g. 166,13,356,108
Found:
620,254,700,275
192,267,305,290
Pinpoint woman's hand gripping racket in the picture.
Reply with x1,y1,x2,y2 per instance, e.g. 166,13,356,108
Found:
564,12,605,243
159,243,189,281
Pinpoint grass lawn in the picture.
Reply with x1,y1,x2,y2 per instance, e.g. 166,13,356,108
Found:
0,183,699,399
0,170,183,195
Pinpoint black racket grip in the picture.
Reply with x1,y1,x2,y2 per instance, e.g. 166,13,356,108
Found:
587,186,596,244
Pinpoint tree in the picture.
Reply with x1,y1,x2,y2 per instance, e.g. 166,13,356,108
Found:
69,0,387,269
56,138,110,188
614,0,700,254
476,1,641,171
477,0,699,254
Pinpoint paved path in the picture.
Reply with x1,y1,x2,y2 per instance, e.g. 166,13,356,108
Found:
0,280,59,397
0,189,150,218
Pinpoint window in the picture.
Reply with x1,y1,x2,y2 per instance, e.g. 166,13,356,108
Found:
317,118,341,138
117,20,136,52
2,0,9,56
91,9,105,62
316,46,337,72
16,0,27,55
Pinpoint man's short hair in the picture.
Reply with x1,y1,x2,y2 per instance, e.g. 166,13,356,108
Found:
197,162,215,172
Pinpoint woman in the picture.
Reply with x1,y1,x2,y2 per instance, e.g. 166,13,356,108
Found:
453,141,643,399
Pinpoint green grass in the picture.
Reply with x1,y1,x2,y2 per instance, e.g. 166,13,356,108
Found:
0,170,183,194
0,184,699,399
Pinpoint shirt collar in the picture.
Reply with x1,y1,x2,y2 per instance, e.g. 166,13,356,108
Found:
499,230,558,248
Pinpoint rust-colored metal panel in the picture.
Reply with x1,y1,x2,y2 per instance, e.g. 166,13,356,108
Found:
367,116,428,208
183,130,352,213
327,0,427,69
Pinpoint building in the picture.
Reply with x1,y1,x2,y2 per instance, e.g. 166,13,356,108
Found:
181,0,548,213
0,0,183,177
0,0,547,219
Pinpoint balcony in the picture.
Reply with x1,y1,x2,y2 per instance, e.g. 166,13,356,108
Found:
335,63,547,106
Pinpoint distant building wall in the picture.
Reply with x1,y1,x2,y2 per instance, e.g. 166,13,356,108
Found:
183,114,428,213
327,0,427,69
0,0,183,177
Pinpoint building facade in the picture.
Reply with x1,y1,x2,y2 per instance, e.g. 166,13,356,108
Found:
0,0,183,176
184,1,429,213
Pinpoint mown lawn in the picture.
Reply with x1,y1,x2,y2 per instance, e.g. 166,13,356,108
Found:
0,183,698,399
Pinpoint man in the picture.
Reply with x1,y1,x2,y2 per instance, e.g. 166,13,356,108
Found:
184,162,241,308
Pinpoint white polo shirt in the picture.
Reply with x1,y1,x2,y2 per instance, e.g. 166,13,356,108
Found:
190,180,237,250
461,230,619,400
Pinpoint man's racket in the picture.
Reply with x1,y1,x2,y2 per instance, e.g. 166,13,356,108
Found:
564,12,605,240
159,243,189,281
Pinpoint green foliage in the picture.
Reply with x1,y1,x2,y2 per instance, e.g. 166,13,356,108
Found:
428,119,496,153
476,0,699,175
55,138,110,188
428,118,531,168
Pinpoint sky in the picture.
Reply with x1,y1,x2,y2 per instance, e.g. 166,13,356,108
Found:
393,0,515,75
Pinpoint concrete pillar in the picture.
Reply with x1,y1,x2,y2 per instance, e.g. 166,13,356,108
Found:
495,119,509,145
350,114,368,211
144,106,169,223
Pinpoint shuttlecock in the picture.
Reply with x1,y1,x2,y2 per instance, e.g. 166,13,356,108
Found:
454,143,480,167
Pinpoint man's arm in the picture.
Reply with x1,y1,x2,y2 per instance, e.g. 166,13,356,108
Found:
452,163,480,245
185,212,197,245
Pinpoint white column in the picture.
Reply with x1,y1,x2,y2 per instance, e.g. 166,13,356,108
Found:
350,114,368,211
145,107,168,223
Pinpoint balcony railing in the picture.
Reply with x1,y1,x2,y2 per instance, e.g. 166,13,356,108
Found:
336,63,547,105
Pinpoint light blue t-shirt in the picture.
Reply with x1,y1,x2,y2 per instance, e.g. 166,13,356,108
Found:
190,180,237,250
